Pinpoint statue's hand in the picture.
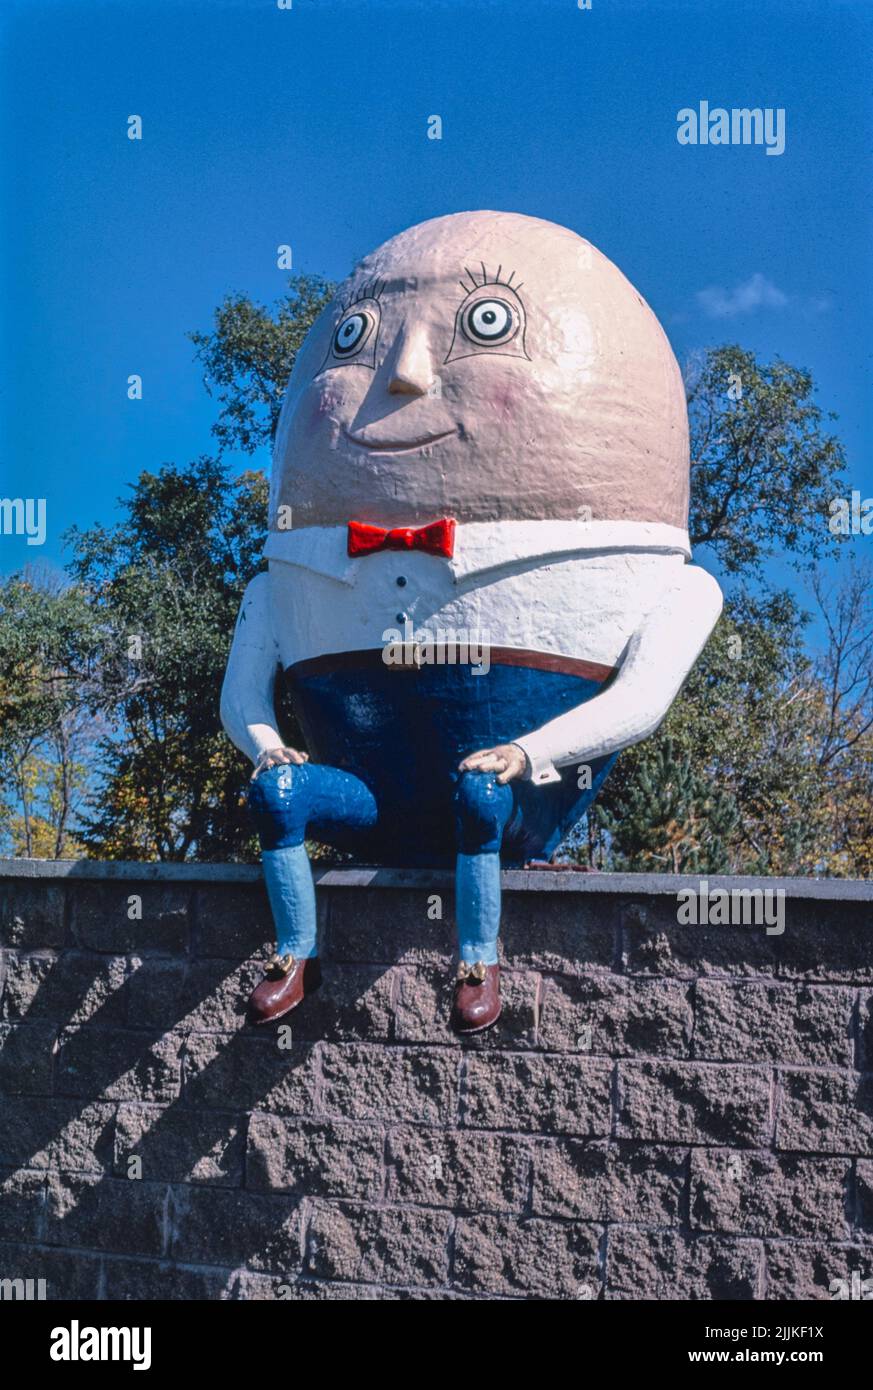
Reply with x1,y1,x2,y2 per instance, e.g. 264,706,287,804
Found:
250,747,309,781
459,743,528,786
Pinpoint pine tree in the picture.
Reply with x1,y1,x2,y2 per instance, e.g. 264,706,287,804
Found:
594,738,740,874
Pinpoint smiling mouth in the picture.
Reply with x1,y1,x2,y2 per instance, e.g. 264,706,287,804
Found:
341,426,456,454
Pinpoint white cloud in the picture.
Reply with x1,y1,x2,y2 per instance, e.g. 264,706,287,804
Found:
695,272,789,319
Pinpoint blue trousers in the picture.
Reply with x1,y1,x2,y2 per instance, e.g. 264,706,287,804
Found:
248,763,513,964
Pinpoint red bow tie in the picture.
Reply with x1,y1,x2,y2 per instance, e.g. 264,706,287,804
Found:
347,517,456,559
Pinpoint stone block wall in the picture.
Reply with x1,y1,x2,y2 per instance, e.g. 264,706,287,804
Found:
0,861,871,1301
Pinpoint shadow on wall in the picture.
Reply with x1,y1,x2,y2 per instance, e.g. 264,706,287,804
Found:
0,865,872,1300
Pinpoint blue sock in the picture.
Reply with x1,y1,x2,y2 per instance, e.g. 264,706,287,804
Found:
453,771,512,966
261,843,318,959
456,850,501,965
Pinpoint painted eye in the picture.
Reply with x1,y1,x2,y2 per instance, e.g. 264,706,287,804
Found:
333,311,371,356
463,297,515,344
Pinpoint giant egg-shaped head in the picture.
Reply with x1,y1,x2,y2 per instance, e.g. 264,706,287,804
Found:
270,210,689,532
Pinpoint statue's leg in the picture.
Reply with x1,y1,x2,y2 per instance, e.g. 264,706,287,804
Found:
246,762,377,1023
451,770,513,1034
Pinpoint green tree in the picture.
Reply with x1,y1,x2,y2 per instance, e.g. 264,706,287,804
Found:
64,459,287,860
686,345,846,574
595,737,740,873
0,275,332,861
190,272,335,454
0,571,101,857
587,572,873,876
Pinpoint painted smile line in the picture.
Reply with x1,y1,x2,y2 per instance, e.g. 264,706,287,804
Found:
341,426,456,454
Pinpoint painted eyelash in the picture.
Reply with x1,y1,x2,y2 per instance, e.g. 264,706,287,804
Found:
458,263,524,295
337,278,386,315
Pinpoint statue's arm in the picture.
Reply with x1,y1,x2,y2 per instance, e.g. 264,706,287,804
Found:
513,564,724,784
220,571,284,765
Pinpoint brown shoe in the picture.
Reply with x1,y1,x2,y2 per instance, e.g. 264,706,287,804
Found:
248,953,322,1025
451,961,501,1035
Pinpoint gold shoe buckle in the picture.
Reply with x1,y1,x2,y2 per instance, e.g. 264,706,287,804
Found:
266,952,295,978
457,960,488,983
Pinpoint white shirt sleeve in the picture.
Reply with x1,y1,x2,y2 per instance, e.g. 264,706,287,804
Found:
514,563,724,785
220,571,284,765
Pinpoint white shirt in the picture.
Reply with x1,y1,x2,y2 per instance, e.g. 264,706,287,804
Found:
221,518,722,785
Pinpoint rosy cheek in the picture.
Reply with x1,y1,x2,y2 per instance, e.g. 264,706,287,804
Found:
485,386,522,420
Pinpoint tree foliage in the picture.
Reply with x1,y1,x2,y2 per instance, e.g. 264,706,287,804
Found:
587,571,873,876
62,459,282,860
686,345,846,574
595,737,740,874
189,273,334,454
0,571,101,857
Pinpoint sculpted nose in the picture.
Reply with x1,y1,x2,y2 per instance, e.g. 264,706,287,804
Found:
388,324,434,396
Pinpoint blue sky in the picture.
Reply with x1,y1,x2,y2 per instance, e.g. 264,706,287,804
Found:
1,0,871,593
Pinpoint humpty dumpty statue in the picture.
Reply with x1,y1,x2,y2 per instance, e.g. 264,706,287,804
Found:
220,210,723,1034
